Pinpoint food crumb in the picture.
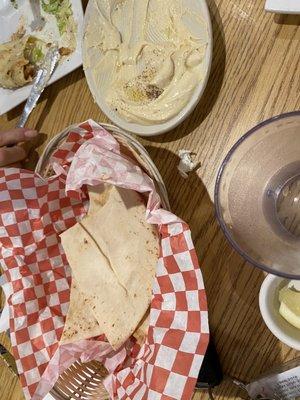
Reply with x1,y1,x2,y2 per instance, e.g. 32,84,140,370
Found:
59,47,72,56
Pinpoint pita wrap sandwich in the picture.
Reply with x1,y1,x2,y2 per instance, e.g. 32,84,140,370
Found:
0,36,48,89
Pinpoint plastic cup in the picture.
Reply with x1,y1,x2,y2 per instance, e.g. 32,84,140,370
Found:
215,111,300,279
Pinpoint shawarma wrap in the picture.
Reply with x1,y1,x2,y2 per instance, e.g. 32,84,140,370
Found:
0,36,47,89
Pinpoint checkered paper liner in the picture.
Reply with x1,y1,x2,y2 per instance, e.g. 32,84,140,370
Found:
0,120,209,400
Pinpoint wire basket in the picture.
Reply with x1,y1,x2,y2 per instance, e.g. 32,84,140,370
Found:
35,123,170,400
35,123,170,211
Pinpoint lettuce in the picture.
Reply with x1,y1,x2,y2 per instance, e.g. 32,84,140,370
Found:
41,0,61,13
41,0,72,35
24,36,45,65
10,0,18,9
31,46,44,64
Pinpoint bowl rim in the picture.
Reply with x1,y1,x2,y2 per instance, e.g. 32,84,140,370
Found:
82,0,213,137
214,110,300,280
259,274,300,351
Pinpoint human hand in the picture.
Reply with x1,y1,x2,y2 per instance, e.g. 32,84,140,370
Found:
0,128,38,167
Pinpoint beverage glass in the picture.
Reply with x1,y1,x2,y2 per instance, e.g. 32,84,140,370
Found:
215,111,300,279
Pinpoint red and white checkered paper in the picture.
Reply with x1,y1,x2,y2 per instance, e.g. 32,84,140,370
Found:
0,120,209,400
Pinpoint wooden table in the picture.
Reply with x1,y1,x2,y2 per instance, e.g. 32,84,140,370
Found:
0,0,299,399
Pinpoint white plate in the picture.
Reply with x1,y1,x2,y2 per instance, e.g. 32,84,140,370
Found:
83,0,212,137
265,0,300,14
0,0,84,116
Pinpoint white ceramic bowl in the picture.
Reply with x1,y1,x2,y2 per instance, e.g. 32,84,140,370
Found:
83,0,213,136
259,274,300,350
265,0,300,14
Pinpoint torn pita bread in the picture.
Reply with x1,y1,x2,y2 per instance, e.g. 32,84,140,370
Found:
133,311,150,346
61,278,150,346
60,185,159,349
60,278,102,344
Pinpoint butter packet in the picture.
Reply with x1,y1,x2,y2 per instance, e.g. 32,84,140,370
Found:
234,358,300,400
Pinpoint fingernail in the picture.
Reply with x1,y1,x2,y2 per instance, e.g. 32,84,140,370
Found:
25,130,38,138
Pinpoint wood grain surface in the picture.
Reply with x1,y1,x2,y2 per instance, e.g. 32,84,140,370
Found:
0,0,299,399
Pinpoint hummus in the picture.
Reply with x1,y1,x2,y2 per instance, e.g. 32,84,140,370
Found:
85,0,208,125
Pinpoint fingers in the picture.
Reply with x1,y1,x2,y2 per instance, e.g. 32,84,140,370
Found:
0,146,26,167
22,150,39,171
0,128,38,147
0,128,38,168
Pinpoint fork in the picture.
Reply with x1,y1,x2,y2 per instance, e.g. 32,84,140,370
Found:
30,0,46,31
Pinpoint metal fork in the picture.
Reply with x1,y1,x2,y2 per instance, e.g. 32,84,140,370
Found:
30,0,46,31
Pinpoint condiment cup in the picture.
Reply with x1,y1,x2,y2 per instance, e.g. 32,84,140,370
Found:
259,274,300,350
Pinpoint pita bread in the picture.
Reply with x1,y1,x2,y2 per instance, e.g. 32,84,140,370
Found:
133,311,150,346
61,279,151,346
60,278,102,344
60,185,158,349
